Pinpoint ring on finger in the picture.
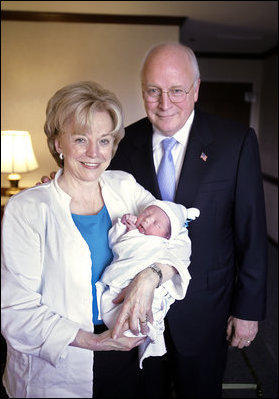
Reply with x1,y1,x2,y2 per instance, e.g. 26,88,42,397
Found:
140,316,149,324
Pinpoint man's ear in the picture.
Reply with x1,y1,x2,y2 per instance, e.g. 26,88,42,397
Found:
194,79,201,103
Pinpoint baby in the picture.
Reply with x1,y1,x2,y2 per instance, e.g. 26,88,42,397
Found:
120,203,172,239
96,200,200,368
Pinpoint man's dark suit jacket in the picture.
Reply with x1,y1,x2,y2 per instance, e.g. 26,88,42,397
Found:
109,108,268,355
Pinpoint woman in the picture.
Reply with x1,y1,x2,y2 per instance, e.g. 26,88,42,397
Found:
1,81,188,398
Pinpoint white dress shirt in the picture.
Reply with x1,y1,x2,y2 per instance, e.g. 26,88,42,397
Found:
152,110,195,189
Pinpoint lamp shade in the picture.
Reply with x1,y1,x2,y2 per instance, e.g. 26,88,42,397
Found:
1,130,38,173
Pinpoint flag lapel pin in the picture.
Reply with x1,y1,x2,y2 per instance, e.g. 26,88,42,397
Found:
200,152,208,162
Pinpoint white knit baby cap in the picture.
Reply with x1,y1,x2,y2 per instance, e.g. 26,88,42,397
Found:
148,200,188,239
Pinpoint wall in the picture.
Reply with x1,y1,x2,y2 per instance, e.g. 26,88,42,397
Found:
1,18,265,187
197,57,263,132
1,19,178,186
1,4,277,244
198,55,278,243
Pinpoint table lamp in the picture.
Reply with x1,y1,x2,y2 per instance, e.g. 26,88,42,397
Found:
1,130,39,196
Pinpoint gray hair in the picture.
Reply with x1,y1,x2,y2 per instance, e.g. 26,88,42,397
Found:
140,42,200,88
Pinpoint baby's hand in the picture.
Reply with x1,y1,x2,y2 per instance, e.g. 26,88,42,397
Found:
121,214,137,231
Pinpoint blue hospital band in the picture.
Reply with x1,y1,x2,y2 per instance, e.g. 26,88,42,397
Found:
184,218,193,228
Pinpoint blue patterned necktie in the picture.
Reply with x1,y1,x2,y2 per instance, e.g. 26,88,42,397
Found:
157,137,177,201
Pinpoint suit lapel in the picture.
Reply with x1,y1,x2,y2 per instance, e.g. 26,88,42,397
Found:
127,112,215,204
175,111,214,206
129,120,161,198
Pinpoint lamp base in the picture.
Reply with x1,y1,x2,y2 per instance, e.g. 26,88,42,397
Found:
6,187,21,196
7,173,21,196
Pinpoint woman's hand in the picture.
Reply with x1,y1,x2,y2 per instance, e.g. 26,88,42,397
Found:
111,268,160,339
111,263,177,339
70,328,145,351
95,329,146,351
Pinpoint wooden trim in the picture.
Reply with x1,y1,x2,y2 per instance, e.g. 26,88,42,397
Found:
194,50,277,60
1,10,186,27
262,173,278,186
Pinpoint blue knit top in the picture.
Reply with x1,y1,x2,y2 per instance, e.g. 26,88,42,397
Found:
72,205,113,325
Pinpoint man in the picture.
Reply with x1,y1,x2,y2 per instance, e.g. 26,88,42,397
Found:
109,42,268,398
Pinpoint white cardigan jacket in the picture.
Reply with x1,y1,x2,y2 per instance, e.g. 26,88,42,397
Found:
1,169,190,398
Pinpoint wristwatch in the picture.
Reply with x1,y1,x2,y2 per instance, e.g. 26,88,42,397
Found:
149,263,163,288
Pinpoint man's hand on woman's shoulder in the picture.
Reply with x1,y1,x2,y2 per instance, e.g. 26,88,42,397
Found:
36,171,57,185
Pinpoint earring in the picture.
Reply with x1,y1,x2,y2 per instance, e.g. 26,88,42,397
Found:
59,153,64,160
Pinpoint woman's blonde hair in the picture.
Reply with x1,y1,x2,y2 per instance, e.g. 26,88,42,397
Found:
44,81,125,167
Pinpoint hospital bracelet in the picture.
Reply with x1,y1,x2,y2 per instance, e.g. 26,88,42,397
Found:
149,264,163,288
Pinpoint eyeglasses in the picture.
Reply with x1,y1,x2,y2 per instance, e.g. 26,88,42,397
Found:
143,82,195,103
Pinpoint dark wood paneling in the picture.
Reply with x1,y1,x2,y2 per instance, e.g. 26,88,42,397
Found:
1,10,186,26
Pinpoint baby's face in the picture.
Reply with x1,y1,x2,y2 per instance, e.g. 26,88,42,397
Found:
136,205,170,239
